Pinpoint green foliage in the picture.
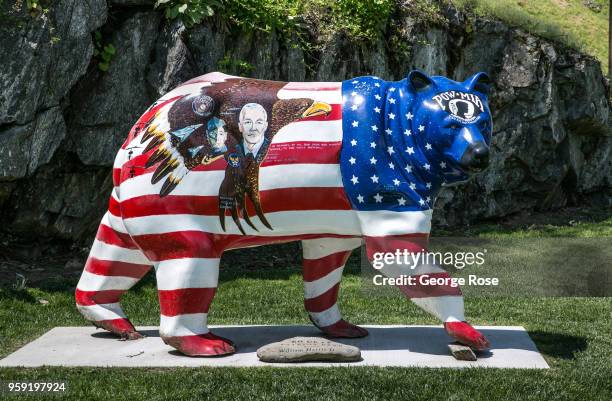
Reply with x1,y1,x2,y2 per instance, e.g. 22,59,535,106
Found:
92,31,116,72
152,0,609,72
452,0,610,72
155,0,220,27
218,0,303,33
322,0,395,39
0,0,48,23
153,0,396,41
407,0,448,26
217,54,254,75
25,0,51,16
26,0,41,13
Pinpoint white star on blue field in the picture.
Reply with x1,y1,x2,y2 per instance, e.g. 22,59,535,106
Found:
340,77,444,212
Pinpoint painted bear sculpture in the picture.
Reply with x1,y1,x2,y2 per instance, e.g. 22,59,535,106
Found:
76,70,493,356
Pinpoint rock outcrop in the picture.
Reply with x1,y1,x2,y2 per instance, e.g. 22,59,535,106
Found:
0,0,609,242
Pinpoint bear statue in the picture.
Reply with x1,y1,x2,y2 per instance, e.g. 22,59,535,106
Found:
75,70,493,356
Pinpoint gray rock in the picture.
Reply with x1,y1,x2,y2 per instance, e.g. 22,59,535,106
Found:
0,1,610,242
0,107,65,180
4,154,113,239
187,23,227,75
148,21,196,98
448,342,477,361
257,337,361,363
282,34,307,82
0,0,106,125
411,28,448,76
70,11,162,166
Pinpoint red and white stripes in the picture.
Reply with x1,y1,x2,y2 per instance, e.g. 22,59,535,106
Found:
75,210,152,337
155,257,219,339
364,235,465,323
302,238,361,328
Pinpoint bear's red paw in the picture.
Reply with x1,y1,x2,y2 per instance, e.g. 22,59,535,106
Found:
93,318,143,340
318,319,369,338
162,332,236,357
444,321,490,351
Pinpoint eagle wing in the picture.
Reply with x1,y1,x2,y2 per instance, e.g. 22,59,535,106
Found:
139,93,223,197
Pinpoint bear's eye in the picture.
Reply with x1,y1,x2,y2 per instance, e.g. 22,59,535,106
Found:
448,123,461,130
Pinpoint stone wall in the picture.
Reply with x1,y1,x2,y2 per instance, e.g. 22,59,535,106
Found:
0,0,609,242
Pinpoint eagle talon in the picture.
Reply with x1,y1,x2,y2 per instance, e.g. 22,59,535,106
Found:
239,196,259,231
230,204,247,235
246,188,273,231
254,203,273,231
218,207,227,232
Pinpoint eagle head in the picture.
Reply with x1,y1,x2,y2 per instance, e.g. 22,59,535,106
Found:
270,98,332,134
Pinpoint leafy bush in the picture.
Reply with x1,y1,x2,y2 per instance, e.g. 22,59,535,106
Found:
93,31,116,72
321,0,395,40
217,54,254,75
155,0,220,27
219,0,303,33
154,0,396,41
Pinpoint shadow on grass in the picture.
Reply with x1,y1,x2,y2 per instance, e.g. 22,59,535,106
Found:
546,243,612,297
528,330,588,360
0,288,38,303
0,251,362,302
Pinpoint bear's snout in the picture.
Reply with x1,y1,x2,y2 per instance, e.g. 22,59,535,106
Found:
460,142,490,172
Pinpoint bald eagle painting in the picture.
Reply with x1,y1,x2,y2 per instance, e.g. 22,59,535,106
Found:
136,77,332,234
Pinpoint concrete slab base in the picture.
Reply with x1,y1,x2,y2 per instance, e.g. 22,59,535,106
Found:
0,325,549,368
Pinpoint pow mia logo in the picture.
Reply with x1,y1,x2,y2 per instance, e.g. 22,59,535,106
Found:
432,91,484,123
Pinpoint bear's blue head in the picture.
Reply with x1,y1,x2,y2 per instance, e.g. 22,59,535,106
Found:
405,70,492,182
340,70,493,212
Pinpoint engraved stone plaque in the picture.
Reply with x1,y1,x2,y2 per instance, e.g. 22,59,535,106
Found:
256,337,361,363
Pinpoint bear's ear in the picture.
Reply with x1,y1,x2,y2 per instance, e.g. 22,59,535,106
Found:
407,70,434,92
465,72,492,96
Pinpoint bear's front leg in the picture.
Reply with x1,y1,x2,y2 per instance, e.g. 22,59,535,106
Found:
156,256,235,356
365,235,490,350
302,238,368,338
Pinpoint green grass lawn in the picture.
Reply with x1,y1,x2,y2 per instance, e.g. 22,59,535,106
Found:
453,0,610,73
0,211,610,400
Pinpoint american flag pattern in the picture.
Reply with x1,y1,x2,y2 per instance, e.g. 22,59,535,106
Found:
75,72,489,356
340,76,443,211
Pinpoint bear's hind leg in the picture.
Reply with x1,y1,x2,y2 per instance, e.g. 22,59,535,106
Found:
302,237,368,338
156,255,234,356
76,213,152,339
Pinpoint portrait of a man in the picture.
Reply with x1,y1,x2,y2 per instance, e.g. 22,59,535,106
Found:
206,117,228,154
237,103,270,163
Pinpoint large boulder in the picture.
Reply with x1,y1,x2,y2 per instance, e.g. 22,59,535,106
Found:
434,21,611,225
0,0,107,179
0,1,609,242
69,11,162,166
